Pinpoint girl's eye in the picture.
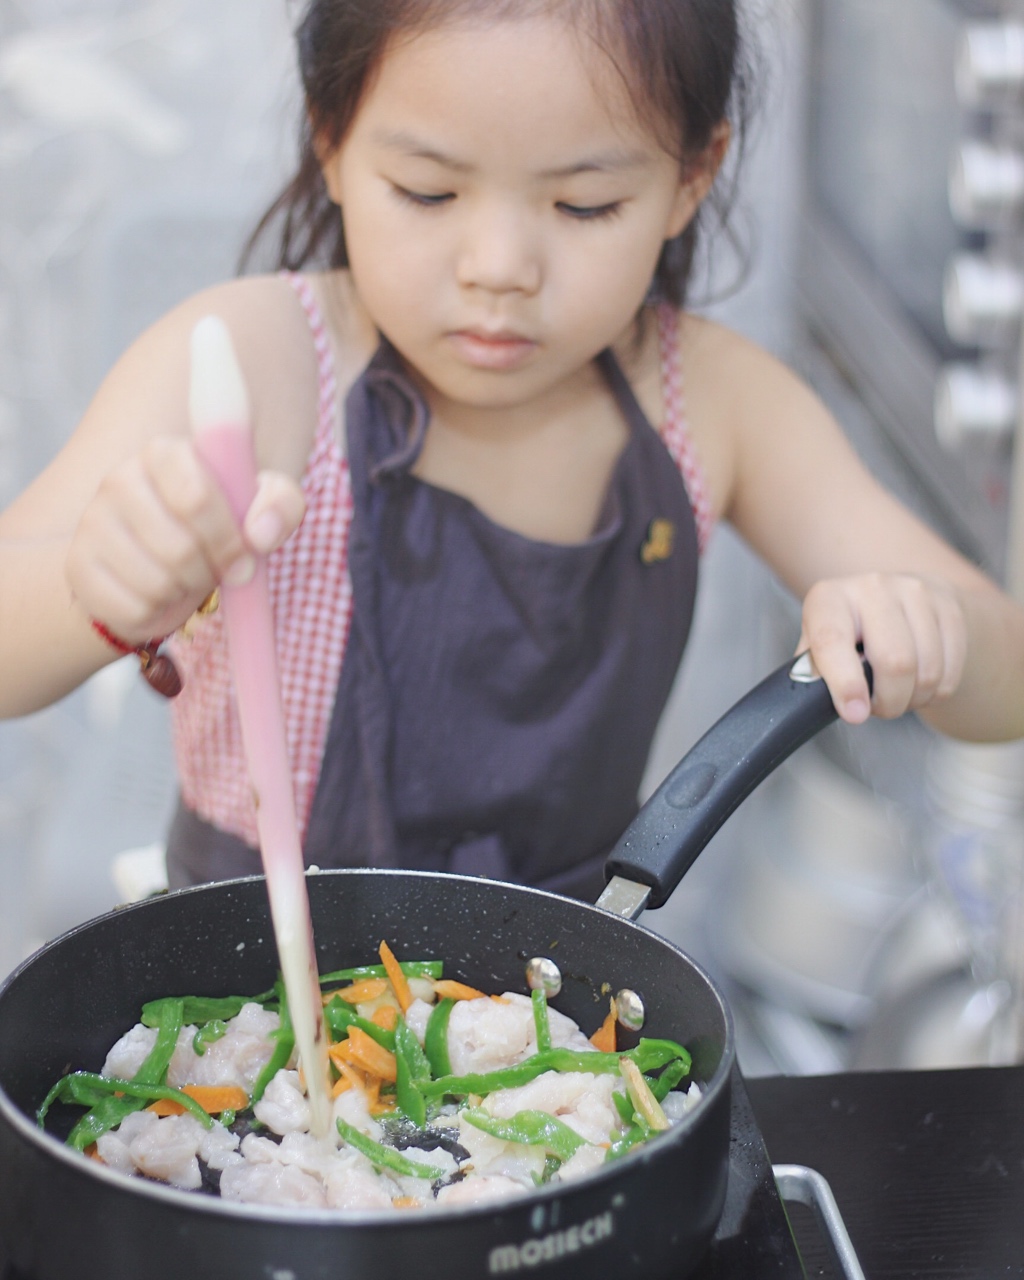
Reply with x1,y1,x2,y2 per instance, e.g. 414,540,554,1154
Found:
391,185,454,209
556,201,624,222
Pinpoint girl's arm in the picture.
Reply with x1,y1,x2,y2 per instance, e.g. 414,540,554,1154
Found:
682,317,1024,742
0,277,313,718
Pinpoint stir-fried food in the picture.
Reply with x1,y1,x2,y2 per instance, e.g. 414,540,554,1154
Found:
37,946,701,1211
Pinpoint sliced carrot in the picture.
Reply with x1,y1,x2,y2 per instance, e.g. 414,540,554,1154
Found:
331,1073,354,1099
332,1061,368,1093
378,940,413,1013
370,1096,397,1116
329,1041,350,1071
147,1085,250,1117
371,1005,399,1031
392,1197,422,1209
330,1027,398,1083
185,1084,249,1113
337,978,390,1004
490,995,510,1005
433,979,487,1002
84,1143,103,1162
147,1100,184,1117
590,998,617,1053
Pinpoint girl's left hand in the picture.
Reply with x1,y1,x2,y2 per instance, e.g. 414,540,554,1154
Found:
797,573,969,725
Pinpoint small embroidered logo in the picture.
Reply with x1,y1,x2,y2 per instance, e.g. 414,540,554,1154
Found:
640,518,674,564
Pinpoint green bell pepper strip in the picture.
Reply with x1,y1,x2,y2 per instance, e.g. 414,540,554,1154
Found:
251,980,293,1104
336,1117,446,1180
462,1108,586,1162
399,1016,432,1081
38,1072,214,1146
394,1018,429,1128
531,988,552,1053
534,1154,561,1186
324,998,397,1051
319,961,443,985
141,993,272,1028
606,1121,649,1162
424,998,454,1079
134,996,186,1087
192,1019,228,1056
649,1057,691,1101
421,1039,691,1100
612,1089,635,1125
39,998,188,1150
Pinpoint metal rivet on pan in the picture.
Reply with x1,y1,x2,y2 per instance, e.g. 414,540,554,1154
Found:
614,988,645,1031
525,956,562,997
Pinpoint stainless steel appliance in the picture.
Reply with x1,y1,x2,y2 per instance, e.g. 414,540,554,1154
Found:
788,0,1024,1068
800,0,1024,586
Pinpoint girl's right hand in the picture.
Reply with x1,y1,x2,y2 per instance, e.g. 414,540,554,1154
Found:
66,437,306,645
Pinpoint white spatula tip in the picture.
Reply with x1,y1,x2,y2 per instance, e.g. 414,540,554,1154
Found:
189,315,250,432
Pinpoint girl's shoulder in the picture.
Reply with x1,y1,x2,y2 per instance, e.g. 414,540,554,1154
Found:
674,311,838,525
86,271,372,478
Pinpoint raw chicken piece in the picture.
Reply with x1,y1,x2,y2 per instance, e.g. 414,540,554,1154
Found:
436,1175,529,1206
556,1143,607,1183
220,1157,328,1207
404,998,432,1046
446,992,594,1076
100,1003,280,1094
454,1113,547,1186
324,1159,397,1211
100,1024,157,1080
662,1081,702,1123
198,1121,243,1171
220,1124,399,1210
333,1086,383,1141
167,1003,280,1092
254,1069,311,1135
482,1071,619,1146
124,1113,207,1190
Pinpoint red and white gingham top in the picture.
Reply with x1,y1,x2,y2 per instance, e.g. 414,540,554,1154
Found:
169,276,714,849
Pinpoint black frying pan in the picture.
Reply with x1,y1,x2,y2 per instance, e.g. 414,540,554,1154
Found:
0,654,852,1280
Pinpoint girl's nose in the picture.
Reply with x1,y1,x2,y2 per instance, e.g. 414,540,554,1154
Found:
455,205,542,296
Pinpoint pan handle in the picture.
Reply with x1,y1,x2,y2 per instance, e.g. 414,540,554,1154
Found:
603,652,872,910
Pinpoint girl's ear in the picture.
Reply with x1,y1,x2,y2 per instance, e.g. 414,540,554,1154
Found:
665,121,732,240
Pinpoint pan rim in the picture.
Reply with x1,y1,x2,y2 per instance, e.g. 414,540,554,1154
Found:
0,867,736,1229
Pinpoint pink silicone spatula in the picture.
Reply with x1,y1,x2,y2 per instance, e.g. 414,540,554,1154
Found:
188,315,332,1138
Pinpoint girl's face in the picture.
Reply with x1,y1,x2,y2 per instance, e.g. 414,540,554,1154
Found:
321,15,715,411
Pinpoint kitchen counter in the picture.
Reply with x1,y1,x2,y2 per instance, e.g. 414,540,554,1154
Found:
747,1064,1024,1278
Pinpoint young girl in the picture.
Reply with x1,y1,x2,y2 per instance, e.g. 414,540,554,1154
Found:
2,0,1023,900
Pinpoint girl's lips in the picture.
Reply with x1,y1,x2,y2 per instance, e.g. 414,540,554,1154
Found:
447,329,538,371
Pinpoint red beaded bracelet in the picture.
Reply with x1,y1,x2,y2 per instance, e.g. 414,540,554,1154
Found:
90,619,183,698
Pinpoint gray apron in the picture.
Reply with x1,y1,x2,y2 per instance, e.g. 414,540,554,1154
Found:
167,339,699,901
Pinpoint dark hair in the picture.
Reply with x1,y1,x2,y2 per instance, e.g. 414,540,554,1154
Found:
242,0,751,308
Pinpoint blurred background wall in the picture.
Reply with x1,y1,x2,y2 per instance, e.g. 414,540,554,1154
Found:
0,0,299,970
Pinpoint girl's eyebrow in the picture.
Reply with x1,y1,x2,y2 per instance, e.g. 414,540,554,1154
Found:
537,149,653,178
372,129,651,177
372,130,473,172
